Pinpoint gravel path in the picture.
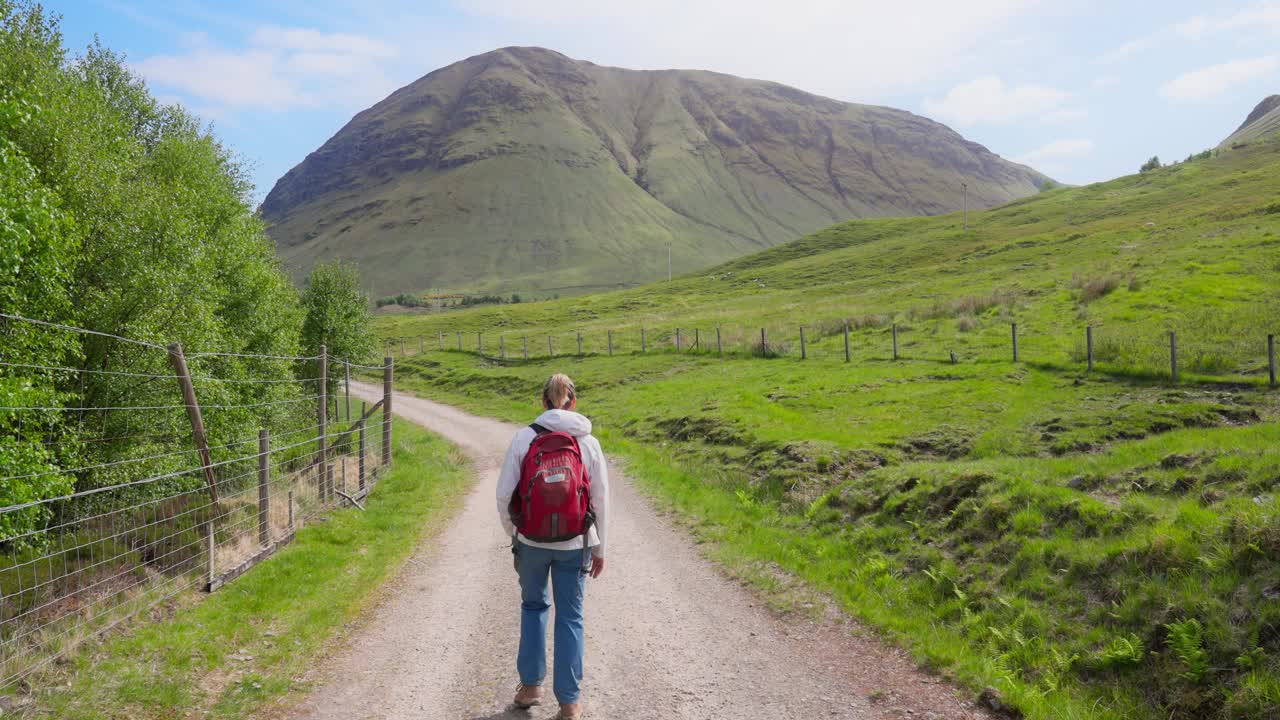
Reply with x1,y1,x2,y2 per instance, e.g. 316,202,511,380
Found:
287,382,990,720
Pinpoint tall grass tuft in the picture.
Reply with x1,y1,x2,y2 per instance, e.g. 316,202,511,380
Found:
1070,273,1122,303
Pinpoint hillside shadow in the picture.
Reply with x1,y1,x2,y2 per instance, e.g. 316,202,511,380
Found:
1023,359,1268,390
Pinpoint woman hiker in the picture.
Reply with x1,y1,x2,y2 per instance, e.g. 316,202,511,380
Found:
496,373,609,720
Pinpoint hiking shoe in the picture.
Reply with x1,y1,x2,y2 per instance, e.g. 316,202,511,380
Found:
555,703,583,719
512,684,543,709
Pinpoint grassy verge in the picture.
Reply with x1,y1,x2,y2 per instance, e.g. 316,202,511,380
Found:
26,418,470,719
386,351,1280,719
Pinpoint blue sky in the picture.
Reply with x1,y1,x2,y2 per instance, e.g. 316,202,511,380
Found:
52,0,1280,202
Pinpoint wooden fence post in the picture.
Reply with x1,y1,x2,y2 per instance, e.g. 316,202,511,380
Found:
523,336,529,360
549,336,555,356
950,351,958,364
578,332,583,356
400,337,405,356
694,328,700,352
382,357,393,468
799,326,806,359
1012,322,1019,362
478,332,483,354
438,332,443,351
641,327,646,353
344,361,351,421
1269,334,1276,388
843,322,851,363
500,335,505,359
258,429,270,548
318,345,329,500
457,332,462,351
892,324,899,360
167,342,219,503
760,327,767,353
287,490,294,530
716,326,722,355
1170,331,1179,383
676,328,682,352
358,402,366,492
608,330,613,356
1087,325,1094,371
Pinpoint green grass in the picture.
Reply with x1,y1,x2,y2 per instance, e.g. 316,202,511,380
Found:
371,139,1280,719
23,418,470,719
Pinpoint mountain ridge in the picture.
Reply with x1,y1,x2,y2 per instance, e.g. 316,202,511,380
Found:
1220,94,1280,148
262,46,1049,296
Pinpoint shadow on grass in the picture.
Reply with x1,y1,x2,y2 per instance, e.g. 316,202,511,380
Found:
1023,359,1270,390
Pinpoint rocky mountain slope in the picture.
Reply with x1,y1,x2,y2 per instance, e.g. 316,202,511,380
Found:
1220,94,1280,148
261,47,1049,296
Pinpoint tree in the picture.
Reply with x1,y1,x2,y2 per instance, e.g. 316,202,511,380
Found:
1140,156,1161,173
301,261,377,385
1,0,309,527
0,83,79,534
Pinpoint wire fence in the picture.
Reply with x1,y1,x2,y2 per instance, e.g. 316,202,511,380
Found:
384,320,1279,386
0,313,395,692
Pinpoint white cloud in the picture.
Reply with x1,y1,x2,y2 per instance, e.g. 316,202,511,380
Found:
1041,107,1088,125
1015,138,1094,165
1098,36,1154,64
132,26,399,113
453,0,1045,99
923,76,1070,126
1093,74,1120,89
1177,3,1280,39
251,26,397,58
1160,55,1279,103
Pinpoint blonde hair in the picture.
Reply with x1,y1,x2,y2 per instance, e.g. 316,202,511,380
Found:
541,373,576,410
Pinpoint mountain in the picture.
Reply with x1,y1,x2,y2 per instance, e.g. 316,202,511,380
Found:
1220,94,1280,148
261,47,1050,297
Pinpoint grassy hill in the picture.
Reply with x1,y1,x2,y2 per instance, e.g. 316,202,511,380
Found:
370,137,1280,718
262,46,1047,298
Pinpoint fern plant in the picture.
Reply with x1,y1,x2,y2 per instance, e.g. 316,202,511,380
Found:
1166,619,1209,682
1093,633,1145,671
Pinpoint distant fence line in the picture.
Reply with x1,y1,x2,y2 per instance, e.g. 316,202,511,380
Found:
0,313,398,691
383,322,1278,387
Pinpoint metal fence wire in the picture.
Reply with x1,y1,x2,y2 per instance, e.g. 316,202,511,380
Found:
384,321,1278,386
0,314,395,691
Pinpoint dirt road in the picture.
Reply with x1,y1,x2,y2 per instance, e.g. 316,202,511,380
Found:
288,382,987,719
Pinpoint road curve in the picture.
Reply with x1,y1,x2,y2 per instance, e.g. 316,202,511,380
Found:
286,382,987,720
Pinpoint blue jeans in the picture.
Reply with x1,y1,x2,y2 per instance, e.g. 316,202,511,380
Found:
515,542,587,704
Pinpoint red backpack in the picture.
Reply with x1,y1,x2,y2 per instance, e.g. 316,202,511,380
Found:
510,424,594,542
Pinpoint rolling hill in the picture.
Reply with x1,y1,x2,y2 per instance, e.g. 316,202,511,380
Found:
261,46,1049,297
1220,94,1280,148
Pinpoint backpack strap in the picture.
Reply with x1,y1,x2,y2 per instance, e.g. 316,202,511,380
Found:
529,423,551,436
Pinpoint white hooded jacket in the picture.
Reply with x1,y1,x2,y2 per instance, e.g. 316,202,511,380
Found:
496,409,610,556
